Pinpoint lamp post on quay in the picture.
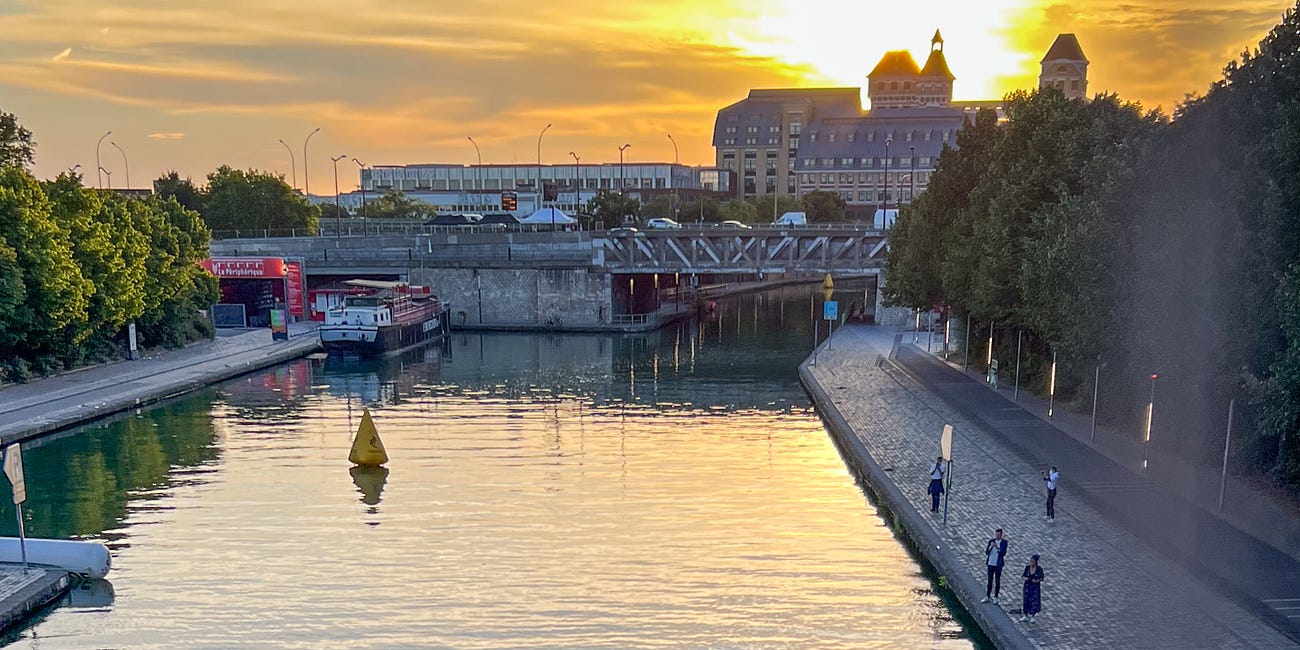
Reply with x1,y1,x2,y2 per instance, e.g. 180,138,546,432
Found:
278,139,297,191
667,133,680,219
99,167,112,190
110,141,130,190
537,123,552,214
467,136,482,208
354,159,367,224
909,145,916,202
331,154,348,238
95,131,111,189
569,152,581,214
303,127,321,197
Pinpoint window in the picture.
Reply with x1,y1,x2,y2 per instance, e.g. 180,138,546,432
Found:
802,158,814,167
820,158,834,166
828,132,837,143
725,126,736,134
819,173,829,184
920,157,932,167
904,81,912,90
746,126,758,133
1071,79,1080,91
743,159,757,171
724,138,735,145
848,132,856,142
745,138,757,145
906,131,913,142
891,81,899,90
858,190,868,202
809,132,819,143
858,173,867,183
788,159,795,171
840,157,854,167
862,158,873,168
768,138,779,145
769,126,780,133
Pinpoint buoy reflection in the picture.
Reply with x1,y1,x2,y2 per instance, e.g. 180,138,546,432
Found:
350,465,390,506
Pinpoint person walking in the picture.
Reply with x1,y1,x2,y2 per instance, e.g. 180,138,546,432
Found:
1019,554,1045,623
1043,466,1059,522
980,528,1008,604
927,456,945,513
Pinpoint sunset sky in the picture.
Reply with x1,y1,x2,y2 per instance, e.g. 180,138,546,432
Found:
0,0,1291,192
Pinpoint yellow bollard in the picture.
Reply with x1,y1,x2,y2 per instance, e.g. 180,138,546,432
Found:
348,408,389,467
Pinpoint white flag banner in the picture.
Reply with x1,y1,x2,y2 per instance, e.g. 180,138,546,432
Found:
4,443,25,505
940,424,954,462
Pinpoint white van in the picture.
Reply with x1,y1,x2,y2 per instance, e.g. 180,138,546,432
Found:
772,211,807,227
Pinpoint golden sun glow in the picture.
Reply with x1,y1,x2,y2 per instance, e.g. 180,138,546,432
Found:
726,0,1043,101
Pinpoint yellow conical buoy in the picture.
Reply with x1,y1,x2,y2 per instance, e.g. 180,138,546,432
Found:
348,408,389,466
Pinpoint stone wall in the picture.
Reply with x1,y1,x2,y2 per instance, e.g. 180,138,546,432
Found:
873,277,914,328
409,267,610,329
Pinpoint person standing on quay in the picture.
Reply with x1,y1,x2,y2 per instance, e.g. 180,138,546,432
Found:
927,455,945,513
980,528,1008,604
1043,466,1059,522
1019,554,1045,623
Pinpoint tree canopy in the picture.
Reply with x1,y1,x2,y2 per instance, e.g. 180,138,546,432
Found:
202,166,318,234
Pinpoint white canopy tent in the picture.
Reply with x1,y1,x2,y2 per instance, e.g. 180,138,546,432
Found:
521,208,577,225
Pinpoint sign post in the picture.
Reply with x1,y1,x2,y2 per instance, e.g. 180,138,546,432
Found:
940,424,954,525
823,300,838,351
4,444,27,572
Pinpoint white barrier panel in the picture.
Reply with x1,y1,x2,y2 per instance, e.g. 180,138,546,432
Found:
0,538,111,578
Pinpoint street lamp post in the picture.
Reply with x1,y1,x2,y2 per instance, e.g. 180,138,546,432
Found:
95,131,112,189
883,137,892,226
909,145,916,202
354,159,367,224
278,139,298,190
538,124,552,216
67,164,81,176
467,136,482,208
331,154,348,237
303,127,321,197
99,166,112,190
667,133,679,219
619,143,632,222
1143,374,1158,470
110,141,130,190
569,152,581,214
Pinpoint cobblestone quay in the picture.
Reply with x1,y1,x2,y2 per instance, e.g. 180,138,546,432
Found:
800,325,1294,649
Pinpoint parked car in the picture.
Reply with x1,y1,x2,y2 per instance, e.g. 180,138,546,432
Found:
718,220,753,229
771,211,808,227
609,227,639,236
645,218,683,230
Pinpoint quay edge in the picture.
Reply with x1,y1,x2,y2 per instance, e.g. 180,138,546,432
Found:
797,339,1030,650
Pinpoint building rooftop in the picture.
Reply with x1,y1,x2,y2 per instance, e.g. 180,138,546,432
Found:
868,51,922,77
920,49,955,79
1041,33,1088,63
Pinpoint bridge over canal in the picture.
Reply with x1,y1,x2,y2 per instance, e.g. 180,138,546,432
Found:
208,225,903,331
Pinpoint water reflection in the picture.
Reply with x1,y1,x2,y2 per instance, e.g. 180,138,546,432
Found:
2,280,987,649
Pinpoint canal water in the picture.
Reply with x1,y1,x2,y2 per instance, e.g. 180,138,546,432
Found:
0,284,987,649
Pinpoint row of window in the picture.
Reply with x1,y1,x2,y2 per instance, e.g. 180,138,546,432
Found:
722,137,782,146
807,130,950,144
800,172,932,186
799,157,932,169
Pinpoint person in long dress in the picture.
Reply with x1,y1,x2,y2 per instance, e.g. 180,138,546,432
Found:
1019,554,1044,623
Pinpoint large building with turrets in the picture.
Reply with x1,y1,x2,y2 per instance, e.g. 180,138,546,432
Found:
712,31,1090,216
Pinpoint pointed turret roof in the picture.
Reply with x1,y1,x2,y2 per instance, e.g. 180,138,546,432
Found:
921,49,955,79
868,51,921,77
932,29,944,46
1041,33,1088,63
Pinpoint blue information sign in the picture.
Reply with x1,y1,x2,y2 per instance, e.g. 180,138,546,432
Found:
823,300,838,321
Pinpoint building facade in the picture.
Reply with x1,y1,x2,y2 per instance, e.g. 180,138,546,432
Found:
1039,34,1089,99
713,31,1085,213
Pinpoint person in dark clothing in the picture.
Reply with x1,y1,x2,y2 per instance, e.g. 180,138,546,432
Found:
1019,554,1045,623
927,456,945,513
1042,466,1059,522
980,528,1008,604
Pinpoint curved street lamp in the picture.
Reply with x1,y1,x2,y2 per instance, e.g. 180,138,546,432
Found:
537,123,552,212
278,139,297,190
354,158,367,222
99,166,112,190
303,127,321,197
569,151,581,213
467,136,482,206
331,154,348,237
95,131,112,189
110,141,130,190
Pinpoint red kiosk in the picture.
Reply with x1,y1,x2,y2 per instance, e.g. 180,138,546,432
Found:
200,257,305,330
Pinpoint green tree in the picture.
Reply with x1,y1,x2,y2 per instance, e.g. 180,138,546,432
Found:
363,190,431,220
152,171,203,213
799,190,848,222
747,194,802,223
202,166,318,235
0,110,34,170
638,195,676,220
718,199,757,223
587,189,639,223
683,196,721,222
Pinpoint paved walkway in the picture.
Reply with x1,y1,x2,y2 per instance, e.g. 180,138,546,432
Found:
0,324,320,444
803,325,1295,649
